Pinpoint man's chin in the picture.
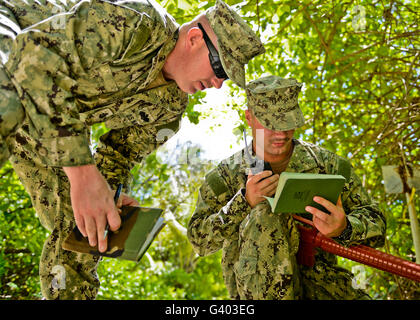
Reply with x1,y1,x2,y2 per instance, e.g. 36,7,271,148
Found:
178,86,195,94
174,81,194,94
184,84,200,94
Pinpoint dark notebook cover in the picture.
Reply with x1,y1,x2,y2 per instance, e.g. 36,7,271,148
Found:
62,205,164,261
265,172,346,214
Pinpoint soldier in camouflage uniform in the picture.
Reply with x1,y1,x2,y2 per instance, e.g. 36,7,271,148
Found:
187,75,386,300
0,0,265,299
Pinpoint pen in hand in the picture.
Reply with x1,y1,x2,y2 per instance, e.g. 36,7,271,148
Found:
103,183,123,240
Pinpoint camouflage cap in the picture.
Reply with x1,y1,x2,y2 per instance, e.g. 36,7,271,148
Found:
205,0,265,88
246,75,305,131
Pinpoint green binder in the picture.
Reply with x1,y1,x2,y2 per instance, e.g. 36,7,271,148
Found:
264,172,346,214
62,206,165,262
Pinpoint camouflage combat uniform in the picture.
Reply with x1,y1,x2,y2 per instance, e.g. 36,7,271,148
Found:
188,139,386,300
1,0,187,300
0,0,265,299
187,76,386,300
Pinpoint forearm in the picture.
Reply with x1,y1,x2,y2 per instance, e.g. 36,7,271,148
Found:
188,188,251,256
63,164,105,187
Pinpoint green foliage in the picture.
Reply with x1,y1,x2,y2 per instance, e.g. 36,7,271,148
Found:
97,250,227,300
185,91,206,124
0,0,418,300
0,163,46,300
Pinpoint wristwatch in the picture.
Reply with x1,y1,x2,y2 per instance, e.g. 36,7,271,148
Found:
335,217,353,241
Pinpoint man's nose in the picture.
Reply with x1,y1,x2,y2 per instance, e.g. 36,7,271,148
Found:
272,130,289,137
211,77,224,89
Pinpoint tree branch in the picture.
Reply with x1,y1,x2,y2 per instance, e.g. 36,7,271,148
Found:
330,31,420,65
302,8,331,57
4,248,31,254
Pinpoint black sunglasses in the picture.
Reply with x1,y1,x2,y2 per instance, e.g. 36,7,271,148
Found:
198,23,228,80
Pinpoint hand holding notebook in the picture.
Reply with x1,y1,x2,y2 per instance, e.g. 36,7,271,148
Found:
63,205,165,262
264,172,346,214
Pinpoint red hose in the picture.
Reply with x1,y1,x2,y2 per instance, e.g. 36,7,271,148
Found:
293,216,420,282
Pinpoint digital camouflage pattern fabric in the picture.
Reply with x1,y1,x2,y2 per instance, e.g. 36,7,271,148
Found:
0,0,82,167
1,0,187,299
187,139,386,300
206,0,265,88
246,76,305,131
4,0,186,170
0,0,265,300
0,66,23,167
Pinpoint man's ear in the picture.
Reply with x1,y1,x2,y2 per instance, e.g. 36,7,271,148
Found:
245,109,253,128
185,27,204,50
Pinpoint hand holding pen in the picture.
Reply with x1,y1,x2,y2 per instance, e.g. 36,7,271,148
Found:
98,183,140,253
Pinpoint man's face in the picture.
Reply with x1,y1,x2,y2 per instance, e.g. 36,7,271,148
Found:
245,109,295,161
176,26,226,94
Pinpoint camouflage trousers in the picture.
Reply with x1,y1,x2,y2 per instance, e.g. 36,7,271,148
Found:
234,202,302,300
5,126,101,300
299,258,371,300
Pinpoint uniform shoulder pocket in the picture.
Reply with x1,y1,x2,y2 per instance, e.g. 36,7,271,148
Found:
337,157,352,182
205,167,229,197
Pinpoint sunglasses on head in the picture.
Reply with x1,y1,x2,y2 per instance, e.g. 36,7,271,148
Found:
198,23,228,80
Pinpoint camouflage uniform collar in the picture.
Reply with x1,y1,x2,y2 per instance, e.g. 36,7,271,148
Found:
286,139,322,173
136,29,180,93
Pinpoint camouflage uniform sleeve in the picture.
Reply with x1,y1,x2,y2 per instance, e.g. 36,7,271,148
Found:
0,0,80,30
187,165,251,256
94,125,155,191
94,109,184,190
4,1,153,167
333,158,386,248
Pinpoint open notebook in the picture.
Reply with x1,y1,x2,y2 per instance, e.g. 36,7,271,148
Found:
62,205,165,261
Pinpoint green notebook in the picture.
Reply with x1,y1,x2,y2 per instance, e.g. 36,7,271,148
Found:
264,172,346,214
62,206,165,262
